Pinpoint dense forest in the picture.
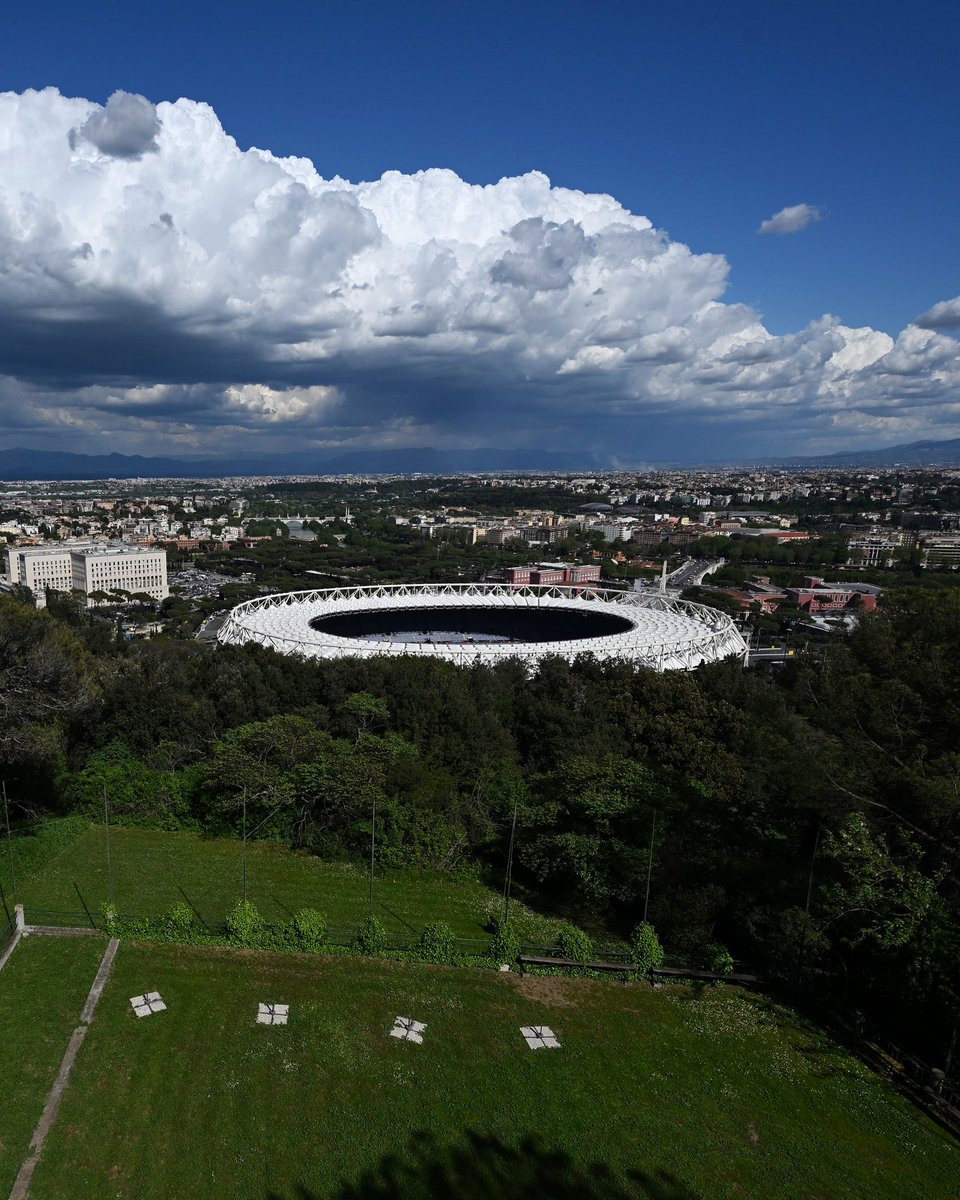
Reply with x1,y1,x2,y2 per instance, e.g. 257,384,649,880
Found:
1,587,958,1070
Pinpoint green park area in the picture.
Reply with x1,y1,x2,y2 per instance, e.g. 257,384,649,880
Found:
12,823,503,942
7,939,957,1200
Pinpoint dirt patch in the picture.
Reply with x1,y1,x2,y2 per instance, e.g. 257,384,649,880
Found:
504,972,599,1008
747,1122,761,1146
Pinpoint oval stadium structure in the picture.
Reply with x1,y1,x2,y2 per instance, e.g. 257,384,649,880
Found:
216,583,747,671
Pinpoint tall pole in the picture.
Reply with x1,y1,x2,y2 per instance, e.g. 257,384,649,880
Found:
798,820,821,982
804,821,821,916
944,1009,958,1081
103,785,114,907
502,790,520,928
369,794,376,918
242,787,248,903
642,810,657,924
3,781,16,905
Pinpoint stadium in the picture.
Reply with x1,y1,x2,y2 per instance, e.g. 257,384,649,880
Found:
216,582,748,670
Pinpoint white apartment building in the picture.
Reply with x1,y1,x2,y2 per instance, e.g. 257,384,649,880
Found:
6,541,168,608
921,534,960,570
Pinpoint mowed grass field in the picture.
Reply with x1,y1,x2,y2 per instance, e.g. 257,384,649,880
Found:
0,934,107,1197
14,825,498,939
14,940,960,1200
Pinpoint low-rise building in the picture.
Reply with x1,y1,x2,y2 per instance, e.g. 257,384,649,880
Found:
783,576,879,614
920,534,960,569
504,562,602,587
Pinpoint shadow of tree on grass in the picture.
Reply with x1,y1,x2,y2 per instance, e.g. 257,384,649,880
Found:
267,1130,702,1200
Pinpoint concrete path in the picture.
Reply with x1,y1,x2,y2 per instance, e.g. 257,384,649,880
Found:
0,930,21,973
8,937,120,1200
22,926,100,938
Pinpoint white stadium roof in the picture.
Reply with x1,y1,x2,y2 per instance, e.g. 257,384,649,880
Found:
216,583,747,671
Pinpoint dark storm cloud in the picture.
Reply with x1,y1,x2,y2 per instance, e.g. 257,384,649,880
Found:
915,297,960,332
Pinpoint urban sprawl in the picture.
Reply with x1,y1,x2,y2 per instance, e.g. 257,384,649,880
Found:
2,465,959,646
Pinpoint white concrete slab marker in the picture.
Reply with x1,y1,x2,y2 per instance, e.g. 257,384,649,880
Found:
130,990,167,1018
390,1016,427,1043
257,1002,289,1026
520,1025,560,1049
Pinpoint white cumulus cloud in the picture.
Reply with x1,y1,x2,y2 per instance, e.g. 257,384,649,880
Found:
0,87,956,460
757,203,822,236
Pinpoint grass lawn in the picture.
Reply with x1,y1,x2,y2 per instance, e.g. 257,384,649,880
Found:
15,826,500,940
0,934,107,1196
22,941,960,1200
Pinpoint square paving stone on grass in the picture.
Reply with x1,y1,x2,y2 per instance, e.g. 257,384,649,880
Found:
130,992,167,1018
521,1025,560,1050
257,1002,289,1026
390,1016,427,1043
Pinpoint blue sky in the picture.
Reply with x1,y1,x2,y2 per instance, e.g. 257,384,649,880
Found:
1,1,958,461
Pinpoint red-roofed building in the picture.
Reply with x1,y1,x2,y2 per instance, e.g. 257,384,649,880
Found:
504,563,601,588
784,576,879,613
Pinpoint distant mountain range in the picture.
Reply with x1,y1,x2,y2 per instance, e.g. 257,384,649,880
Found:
0,446,604,481
0,436,959,481
771,437,960,468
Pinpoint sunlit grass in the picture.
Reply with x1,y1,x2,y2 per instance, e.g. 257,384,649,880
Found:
16,825,499,940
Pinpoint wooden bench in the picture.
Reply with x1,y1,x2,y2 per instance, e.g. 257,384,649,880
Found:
515,956,761,986
652,966,761,985
517,954,633,977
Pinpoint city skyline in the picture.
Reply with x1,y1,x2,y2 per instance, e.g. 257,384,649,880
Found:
1,1,958,463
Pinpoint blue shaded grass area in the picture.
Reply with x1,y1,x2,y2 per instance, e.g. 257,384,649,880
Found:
25,942,960,1200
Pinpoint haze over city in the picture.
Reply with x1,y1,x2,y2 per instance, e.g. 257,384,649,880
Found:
1,1,958,463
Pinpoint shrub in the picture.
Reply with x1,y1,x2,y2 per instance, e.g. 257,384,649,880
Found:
490,924,520,965
418,920,457,964
352,915,387,957
293,908,328,953
99,901,119,936
165,900,198,935
630,922,665,975
703,941,735,975
556,923,594,964
225,899,265,948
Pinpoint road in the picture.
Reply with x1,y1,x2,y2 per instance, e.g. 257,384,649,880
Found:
665,558,724,590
